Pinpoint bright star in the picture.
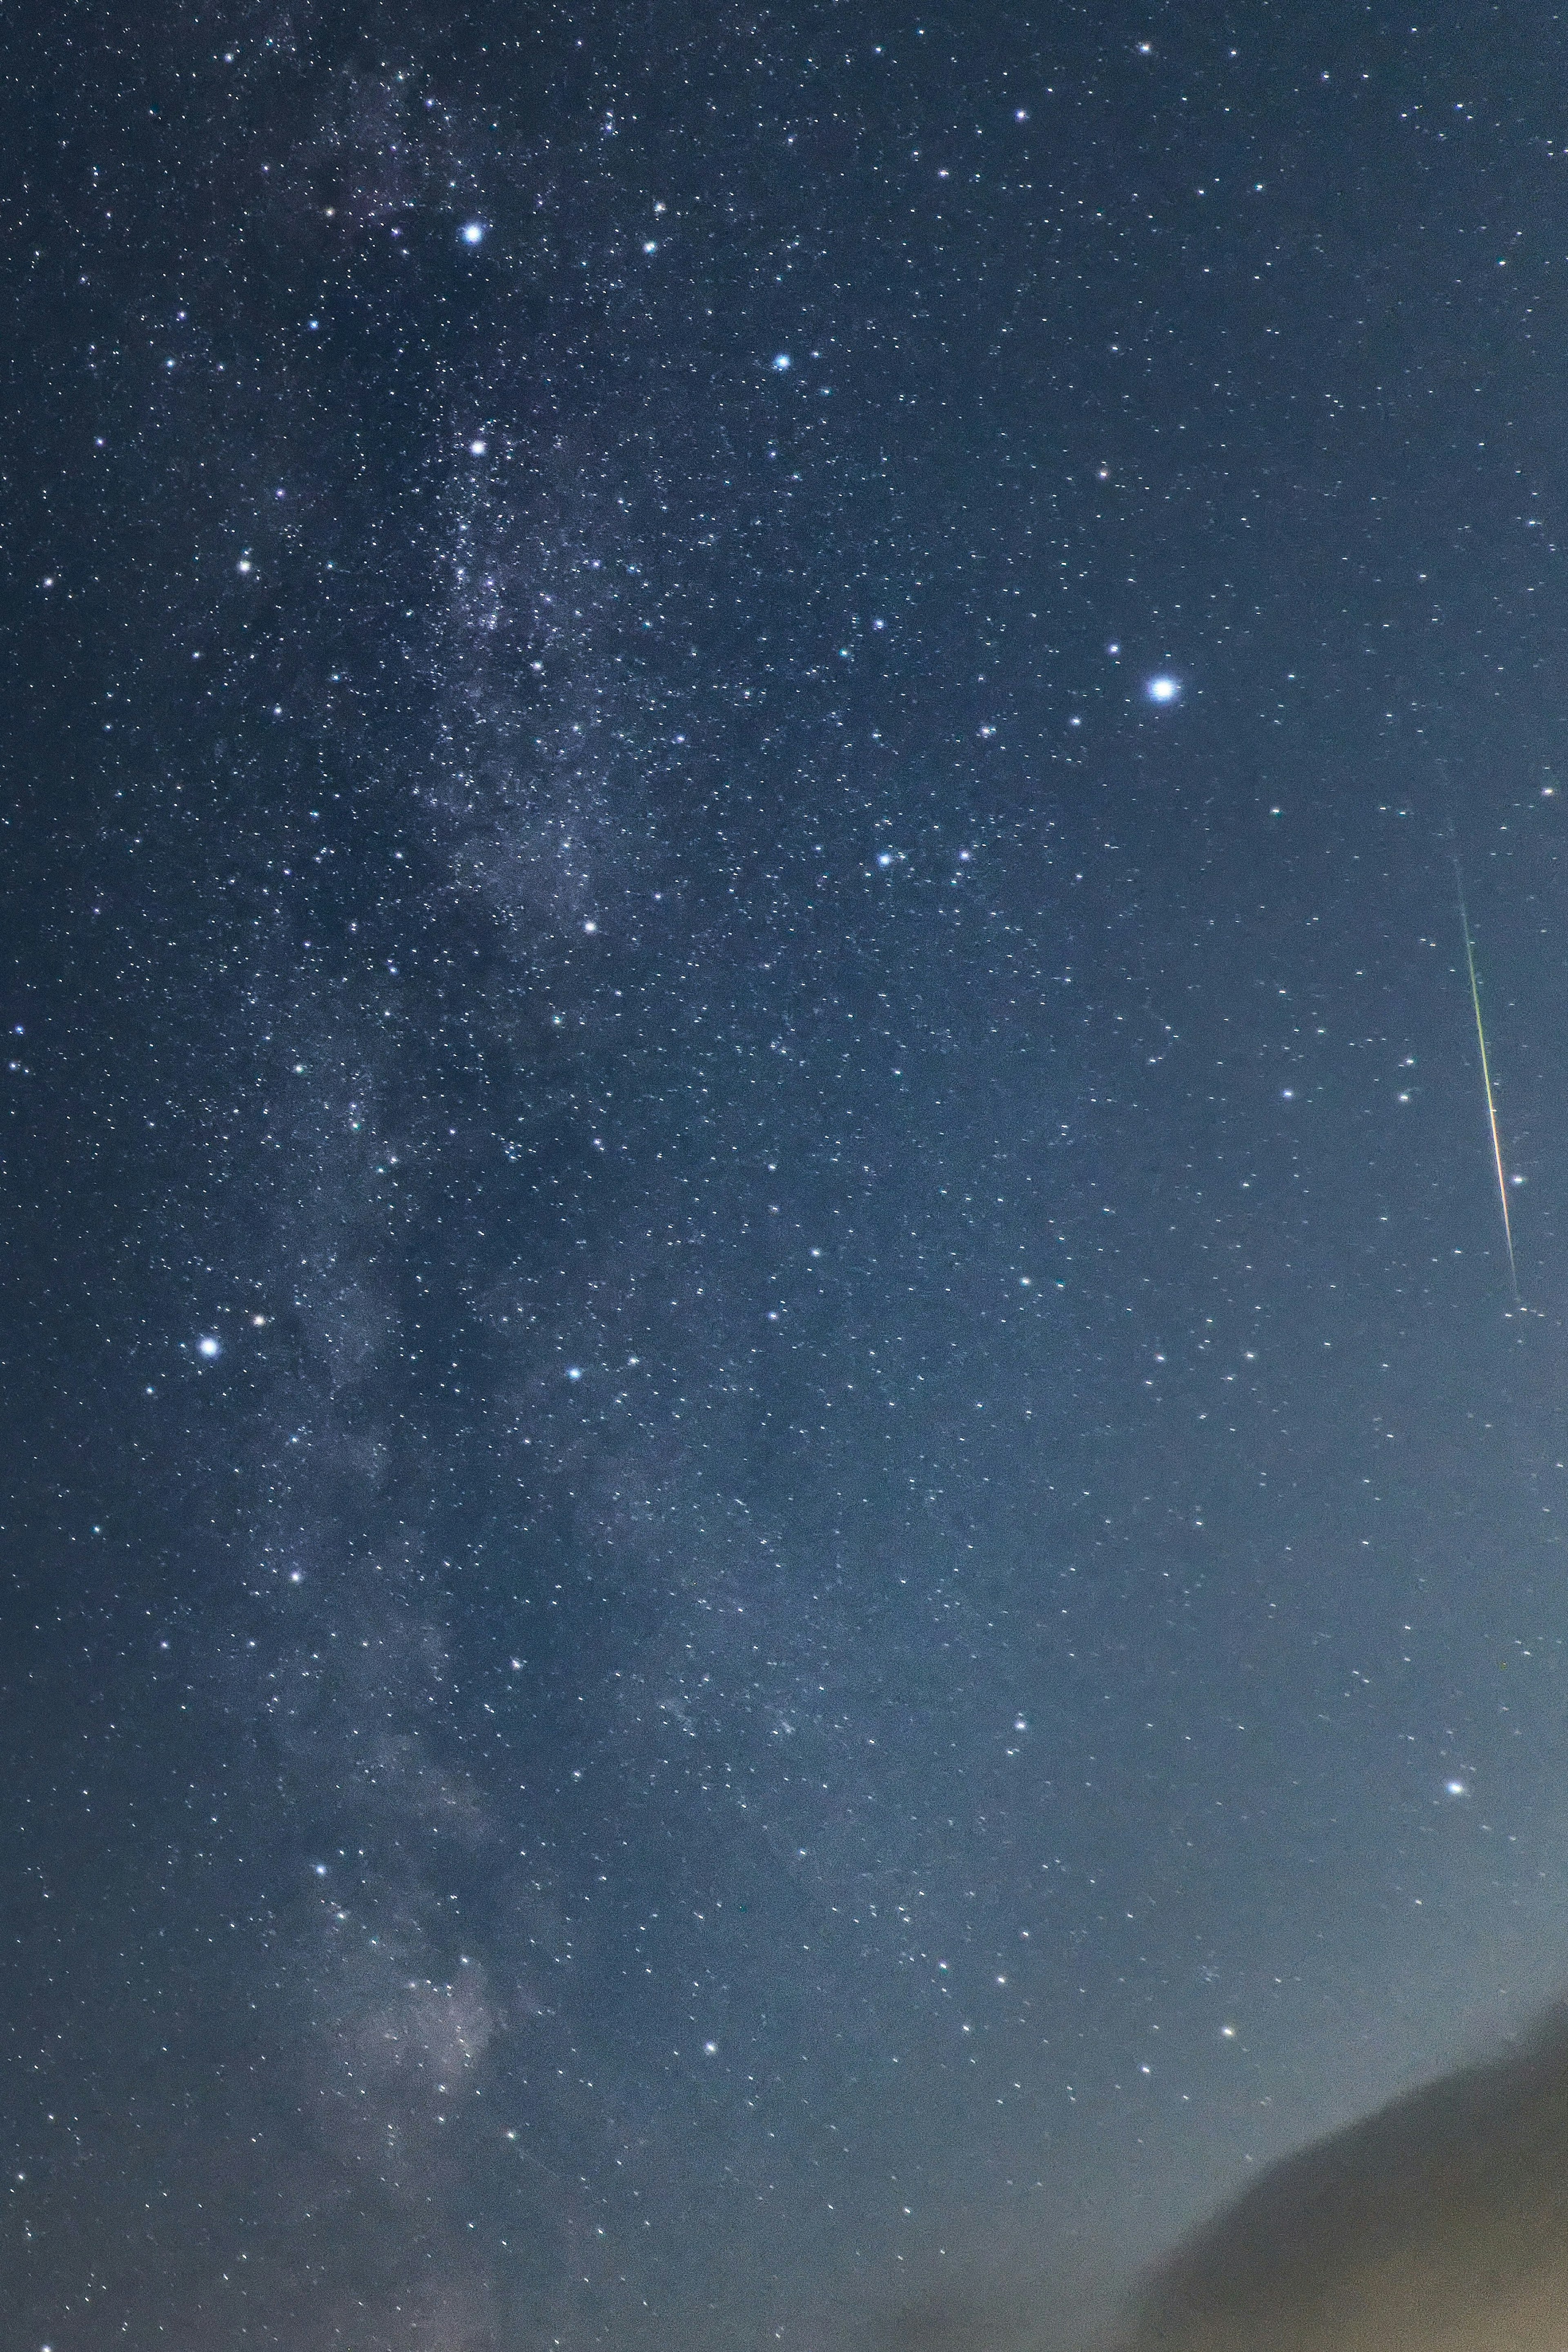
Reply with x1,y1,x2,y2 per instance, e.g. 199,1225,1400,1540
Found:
1145,674,1180,703
460,221,485,245
197,1335,222,1358
771,352,792,372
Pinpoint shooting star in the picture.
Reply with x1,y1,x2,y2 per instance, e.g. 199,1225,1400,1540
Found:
1455,859,1523,1312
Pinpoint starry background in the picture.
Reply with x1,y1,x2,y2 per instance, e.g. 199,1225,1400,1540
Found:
8,2,1568,2346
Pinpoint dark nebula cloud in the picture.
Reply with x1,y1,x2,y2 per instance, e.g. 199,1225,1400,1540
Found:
1113,2004,1568,2350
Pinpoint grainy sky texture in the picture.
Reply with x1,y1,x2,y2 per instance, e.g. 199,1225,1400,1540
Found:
7,4,1568,2347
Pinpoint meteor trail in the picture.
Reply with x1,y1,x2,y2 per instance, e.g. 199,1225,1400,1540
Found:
1454,860,1522,1311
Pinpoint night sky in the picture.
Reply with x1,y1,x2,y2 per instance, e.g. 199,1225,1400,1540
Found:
8,4,1568,2346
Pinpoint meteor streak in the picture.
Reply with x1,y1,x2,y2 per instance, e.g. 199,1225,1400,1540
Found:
1455,859,1522,1311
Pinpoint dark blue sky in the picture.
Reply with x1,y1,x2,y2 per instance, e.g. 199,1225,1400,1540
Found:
7,4,1568,2345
